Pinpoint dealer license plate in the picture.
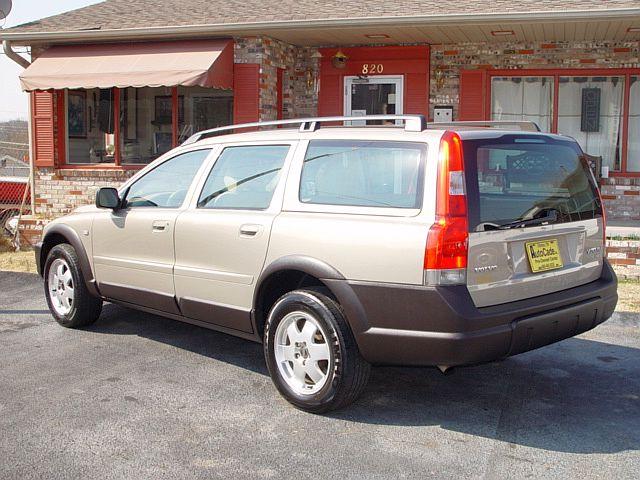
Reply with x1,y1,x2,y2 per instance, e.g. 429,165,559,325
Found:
525,239,563,273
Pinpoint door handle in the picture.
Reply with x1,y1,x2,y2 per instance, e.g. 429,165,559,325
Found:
152,220,170,232
239,224,262,237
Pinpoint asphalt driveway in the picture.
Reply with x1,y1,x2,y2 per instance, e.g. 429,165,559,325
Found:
1,271,639,479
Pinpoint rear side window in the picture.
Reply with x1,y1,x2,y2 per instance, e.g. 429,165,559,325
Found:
463,136,603,230
299,140,426,208
198,145,289,210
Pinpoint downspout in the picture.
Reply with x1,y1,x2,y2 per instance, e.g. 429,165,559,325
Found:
26,92,35,215
3,40,35,214
3,40,30,68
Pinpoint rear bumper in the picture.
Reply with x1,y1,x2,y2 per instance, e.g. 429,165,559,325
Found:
341,261,618,367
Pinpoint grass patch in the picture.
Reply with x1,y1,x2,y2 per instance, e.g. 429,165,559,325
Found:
0,235,37,273
616,281,640,313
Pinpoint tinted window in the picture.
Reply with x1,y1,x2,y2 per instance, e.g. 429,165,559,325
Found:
299,140,425,208
125,149,210,208
198,145,289,210
463,136,602,230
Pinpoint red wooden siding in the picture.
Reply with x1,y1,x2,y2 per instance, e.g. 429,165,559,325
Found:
404,73,429,115
233,63,260,124
31,91,55,167
318,74,342,117
459,70,487,121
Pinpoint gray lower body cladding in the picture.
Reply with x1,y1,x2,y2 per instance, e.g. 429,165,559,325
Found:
34,242,43,276
339,261,618,367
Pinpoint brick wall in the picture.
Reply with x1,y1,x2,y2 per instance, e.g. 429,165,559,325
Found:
607,239,640,267
34,168,136,218
16,217,50,247
234,36,319,120
600,177,640,220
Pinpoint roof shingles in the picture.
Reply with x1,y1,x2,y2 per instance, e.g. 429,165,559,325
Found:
5,0,640,34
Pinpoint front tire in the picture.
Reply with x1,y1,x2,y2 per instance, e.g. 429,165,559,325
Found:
44,243,102,328
264,289,370,413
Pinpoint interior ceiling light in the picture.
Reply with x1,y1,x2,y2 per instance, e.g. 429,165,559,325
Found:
627,27,640,33
365,34,391,39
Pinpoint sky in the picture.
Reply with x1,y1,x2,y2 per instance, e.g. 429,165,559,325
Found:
0,0,103,121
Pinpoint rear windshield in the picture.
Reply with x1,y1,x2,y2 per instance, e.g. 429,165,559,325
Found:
463,135,603,231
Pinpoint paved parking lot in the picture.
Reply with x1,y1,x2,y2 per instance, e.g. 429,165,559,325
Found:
1,271,639,479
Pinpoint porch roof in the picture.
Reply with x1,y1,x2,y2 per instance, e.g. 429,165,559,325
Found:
1,1,639,46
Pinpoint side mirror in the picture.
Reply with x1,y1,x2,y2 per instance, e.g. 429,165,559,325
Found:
96,187,121,209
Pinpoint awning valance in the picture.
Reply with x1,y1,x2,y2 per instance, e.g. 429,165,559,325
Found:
20,39,234,91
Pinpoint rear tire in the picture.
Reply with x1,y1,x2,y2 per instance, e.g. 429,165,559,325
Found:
264,289,370,413
44,243,102,328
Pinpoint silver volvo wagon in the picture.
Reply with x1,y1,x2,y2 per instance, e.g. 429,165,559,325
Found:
36,115,617,412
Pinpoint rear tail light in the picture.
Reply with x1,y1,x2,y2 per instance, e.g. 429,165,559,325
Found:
424,131,468,285
586,155,607,253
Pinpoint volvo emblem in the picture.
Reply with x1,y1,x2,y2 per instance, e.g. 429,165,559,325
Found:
474,265,498,273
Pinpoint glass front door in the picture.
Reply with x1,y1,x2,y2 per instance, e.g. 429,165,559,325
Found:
344,76,404,125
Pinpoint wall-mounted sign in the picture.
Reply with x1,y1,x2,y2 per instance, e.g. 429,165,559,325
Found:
361,64,384,75
581,88,601,133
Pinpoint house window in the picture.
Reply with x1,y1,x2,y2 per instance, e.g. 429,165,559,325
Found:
67,88,116,164
177,86,233,144
119,87,176,165
66,86,232,166
558,76,624,172
491,77,553,132
489,70,637,176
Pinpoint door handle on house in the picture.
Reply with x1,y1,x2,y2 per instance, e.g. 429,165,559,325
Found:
152,220,170,232
239,224,262,237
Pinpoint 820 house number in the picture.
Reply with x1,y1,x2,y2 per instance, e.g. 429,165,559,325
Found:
361,64,384,74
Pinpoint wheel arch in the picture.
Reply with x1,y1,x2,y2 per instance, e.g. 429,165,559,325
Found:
40,224,100,297
252,255,369,340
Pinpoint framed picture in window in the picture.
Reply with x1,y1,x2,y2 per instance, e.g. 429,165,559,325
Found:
154,95,184,124
581,88,601,133
68,90,87,138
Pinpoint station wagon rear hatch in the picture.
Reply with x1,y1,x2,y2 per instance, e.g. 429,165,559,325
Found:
461,133,605,308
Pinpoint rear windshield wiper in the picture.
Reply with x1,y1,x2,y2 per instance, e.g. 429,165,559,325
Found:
478,210,559,231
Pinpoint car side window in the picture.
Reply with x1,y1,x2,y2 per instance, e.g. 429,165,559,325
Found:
197,145,290,210
299,140,426,208
124,149,211,208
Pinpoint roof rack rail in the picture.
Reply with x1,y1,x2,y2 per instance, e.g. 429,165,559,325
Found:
430,121,541,132
182,114,427,145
